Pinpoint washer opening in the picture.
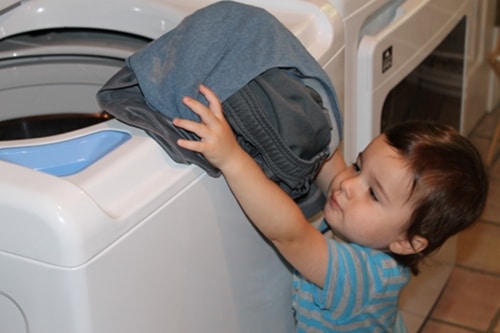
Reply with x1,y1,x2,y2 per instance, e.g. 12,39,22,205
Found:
0,28,150,140
0,112,113,140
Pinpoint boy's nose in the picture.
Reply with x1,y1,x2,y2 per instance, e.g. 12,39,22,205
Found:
340,175,362,199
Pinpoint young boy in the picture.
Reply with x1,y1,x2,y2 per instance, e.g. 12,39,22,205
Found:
173,85,488,332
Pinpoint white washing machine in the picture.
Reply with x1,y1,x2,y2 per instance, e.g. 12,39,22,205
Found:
0,1,345,332
329,0,477,331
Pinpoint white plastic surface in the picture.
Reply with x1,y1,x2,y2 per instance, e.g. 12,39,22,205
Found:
0,171,297,332
0,294,26,333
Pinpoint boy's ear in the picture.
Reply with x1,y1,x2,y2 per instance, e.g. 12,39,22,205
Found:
389,235,428,255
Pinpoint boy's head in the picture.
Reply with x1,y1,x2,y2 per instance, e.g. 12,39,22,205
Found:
324,121,488,275
384,121,488,274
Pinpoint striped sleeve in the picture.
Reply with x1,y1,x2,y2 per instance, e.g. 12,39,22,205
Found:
292,239,410,332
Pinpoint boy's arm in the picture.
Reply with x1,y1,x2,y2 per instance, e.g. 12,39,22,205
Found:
174,85,329,288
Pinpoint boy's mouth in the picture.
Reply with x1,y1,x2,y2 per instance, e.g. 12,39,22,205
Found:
329,192,342,212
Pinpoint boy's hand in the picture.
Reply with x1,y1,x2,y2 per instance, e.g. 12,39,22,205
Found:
173,85,241,170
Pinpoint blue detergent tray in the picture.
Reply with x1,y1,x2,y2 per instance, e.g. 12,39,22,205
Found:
0,130,131,176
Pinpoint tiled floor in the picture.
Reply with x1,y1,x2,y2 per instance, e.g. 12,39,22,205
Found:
419,108,500,332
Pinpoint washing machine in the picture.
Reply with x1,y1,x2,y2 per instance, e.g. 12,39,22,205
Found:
329,0,477,331
0,1,345,332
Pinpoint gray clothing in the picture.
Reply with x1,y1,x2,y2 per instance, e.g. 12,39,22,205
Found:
96,1,342,217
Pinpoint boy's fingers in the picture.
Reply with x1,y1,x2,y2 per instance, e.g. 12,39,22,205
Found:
199,85,223,118
182,96,204,114
173,118,206,137
176,138,204,153
182,96,212,119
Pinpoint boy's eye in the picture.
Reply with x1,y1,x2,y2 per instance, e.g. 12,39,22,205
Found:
352,154,362,172
369,188,379,202
352,153,378,201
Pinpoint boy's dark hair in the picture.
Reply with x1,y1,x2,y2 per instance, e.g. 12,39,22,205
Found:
384,121,489,275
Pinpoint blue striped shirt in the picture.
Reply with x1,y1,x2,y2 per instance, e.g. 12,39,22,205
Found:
292,233,410,332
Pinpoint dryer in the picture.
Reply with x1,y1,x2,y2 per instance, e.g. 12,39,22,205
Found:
0,1,344,332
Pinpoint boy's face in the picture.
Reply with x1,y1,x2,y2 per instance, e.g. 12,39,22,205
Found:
324,134,415,251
